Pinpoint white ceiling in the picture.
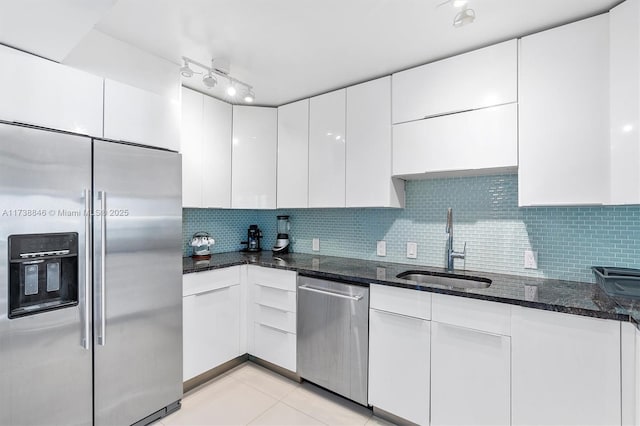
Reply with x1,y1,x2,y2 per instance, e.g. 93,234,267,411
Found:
1,0,623,106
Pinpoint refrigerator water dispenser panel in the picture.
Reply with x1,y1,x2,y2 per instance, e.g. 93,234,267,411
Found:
8,233,79,318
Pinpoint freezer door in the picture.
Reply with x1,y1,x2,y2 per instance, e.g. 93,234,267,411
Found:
93,140,183,426
0,123,93,425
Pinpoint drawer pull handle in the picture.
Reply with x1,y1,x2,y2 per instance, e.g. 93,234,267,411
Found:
299,284,363,301
259,323,291,334
255,283,290,291
257,303,290,313
373,308,424,321
194,286,232,297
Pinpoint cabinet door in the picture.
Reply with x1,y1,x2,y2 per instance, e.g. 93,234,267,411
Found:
309,89,346,207
202,95,232,208
104,79,181,151
231,106,277,209
519,14,609,206
392,40,517,124
183,285,240,381
277,99,309,208
346,77,403,208
0,45,103,137
181,87,203,207
369,309,430,425
609,0,640,205
511,307,621,426
392,103,517,177
431,322,510,426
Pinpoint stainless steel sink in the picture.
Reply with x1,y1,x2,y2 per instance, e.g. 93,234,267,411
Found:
396,270,491,289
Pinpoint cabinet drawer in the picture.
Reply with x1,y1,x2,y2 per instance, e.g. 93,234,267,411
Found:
248,265,297,291
183,266,241,297
255,303,296,334
370,284,431,320
253,322,296,372
254,284,296,313
432,293,510,336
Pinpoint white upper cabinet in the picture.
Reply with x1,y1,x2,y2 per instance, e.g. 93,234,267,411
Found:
393,103,517,177
104,79,181,152
181,87,232,208
232,106,277,209
202,95,232,208
0,44,103,137
277,99,309,208
346,77,404,208
181,88,204,207
308,89,346,208
518,14,609,206
609,0,640,205
392,40,517,124
511,307,621,426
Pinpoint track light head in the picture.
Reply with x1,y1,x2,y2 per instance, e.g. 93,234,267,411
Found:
243,89,255,103
453,6,475,27
202,71,217,88
226,85,237,97
180,60,194,78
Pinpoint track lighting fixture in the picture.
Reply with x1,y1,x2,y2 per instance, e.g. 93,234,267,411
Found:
453,6,475,27
438,0,476,28
243,88,255,103
202,71,217,88
181,56,255,103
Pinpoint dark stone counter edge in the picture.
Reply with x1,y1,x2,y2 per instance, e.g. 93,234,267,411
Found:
183,259,635,325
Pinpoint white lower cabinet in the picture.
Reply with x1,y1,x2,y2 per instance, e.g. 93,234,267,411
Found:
247,266,297,372
430,293,511,426
368,284,431,425
431,322,510,426
511,306,621,426
182,267,242,381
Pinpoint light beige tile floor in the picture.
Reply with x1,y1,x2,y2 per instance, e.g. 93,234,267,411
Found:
157,361,396,426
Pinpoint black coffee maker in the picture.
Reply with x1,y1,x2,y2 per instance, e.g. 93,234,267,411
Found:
241,225,263,252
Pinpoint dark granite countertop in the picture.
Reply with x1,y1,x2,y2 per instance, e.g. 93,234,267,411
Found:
183,252,640,325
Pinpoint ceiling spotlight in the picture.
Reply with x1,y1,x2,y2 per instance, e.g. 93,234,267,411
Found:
243,89,255,103
226,85,237,97
452,0,467,7
180,60,194,78
202,71,217,88
453,6,475,27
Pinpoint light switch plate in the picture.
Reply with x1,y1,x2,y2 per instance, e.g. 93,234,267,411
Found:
406,242,417,259
524,250,538,269
312,238,320,252
376,241,386,257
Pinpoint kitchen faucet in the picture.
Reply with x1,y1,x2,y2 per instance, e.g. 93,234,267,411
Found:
446,208,466,271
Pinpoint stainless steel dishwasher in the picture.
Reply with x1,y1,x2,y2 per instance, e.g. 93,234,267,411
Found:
297,275,369,406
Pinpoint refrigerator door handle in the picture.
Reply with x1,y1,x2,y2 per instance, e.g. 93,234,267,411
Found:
98,190,107,346
82,189,91,350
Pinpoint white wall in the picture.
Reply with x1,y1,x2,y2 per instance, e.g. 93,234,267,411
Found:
63,29,180,101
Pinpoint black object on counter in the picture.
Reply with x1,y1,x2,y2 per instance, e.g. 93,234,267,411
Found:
592,266,640,299
241,225,262,252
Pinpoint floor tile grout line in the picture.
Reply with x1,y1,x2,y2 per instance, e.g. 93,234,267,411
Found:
276,400,331,426
244,397,281,426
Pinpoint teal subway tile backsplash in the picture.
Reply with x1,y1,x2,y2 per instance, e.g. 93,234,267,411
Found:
184,174,640,283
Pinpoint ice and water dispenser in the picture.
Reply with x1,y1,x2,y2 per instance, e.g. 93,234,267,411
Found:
8,233,79,318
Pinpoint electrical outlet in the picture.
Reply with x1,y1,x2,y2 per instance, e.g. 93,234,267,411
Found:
524,284,539,301
406,242,417,259
376,241,386,257
312,238,320,252
524,250,538,269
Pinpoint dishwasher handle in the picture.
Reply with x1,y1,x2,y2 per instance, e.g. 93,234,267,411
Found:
298,284,364,301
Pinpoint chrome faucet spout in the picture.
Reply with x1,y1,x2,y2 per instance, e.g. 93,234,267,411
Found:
445,208,465,271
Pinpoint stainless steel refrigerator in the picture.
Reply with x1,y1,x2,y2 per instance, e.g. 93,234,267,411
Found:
0,122,183,425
